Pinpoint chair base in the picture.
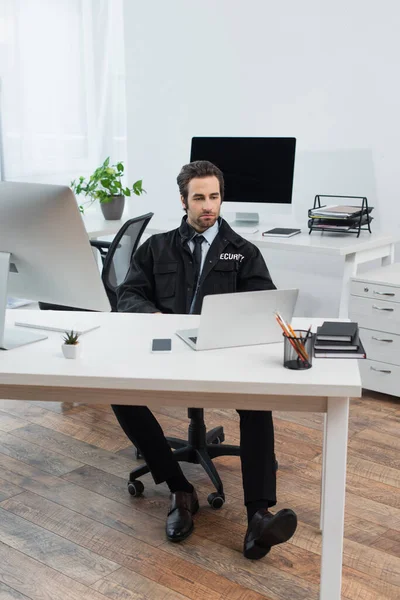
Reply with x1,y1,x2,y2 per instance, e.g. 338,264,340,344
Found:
128,408,241,505
128,423,240,503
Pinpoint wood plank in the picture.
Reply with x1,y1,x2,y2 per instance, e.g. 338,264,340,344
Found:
0,411,29,432
352,393,399,416
342,566,400,600
372,529,400,559
0,541,112,600
62,465,170,521
273,412,324,431
159,535,319,600
9,423,140,478
2,474,165,545
344,516,388,546
0,430,84,476
0,492,267,600
0,402,130,453
90,578,150,600
345,454,400,489
278,457,400,509
0,476,24,502
91,567,190,600
345,405,400,437
0,506,119,585
0,582,33,600
313,450,400,489
353,428,400,453
289,519,400,588
194,511,321,585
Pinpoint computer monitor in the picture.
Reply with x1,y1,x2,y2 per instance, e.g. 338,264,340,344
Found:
190,137,296,226
0,182,111,350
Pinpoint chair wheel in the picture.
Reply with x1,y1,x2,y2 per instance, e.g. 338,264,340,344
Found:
128,480,144,497
135,448,142,460
212,433,225,444
208,492,225,509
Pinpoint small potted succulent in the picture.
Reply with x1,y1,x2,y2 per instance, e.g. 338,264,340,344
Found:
71,157,145,220
62,330,81,359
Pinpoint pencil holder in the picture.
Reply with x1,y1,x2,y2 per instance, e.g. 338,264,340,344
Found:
283,330,314,370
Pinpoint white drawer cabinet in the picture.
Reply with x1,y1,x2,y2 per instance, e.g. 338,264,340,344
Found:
350,280,400,303
359,328,400,365
359,360,400,397
349,296,400,335
350,263,400,396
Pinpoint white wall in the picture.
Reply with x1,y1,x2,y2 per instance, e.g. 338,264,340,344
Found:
123,0,400,316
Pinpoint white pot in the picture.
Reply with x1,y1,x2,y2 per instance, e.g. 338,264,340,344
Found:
62,343,81,359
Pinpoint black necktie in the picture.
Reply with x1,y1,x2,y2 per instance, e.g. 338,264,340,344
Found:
192,235,205,286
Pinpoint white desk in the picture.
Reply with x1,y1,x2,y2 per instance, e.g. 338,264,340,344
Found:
83,210,399,318
0,310,361,600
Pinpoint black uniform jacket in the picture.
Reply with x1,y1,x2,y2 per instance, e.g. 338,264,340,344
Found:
117,216,276,315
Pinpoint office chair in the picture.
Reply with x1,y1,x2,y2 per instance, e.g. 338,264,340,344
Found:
39,212,154,312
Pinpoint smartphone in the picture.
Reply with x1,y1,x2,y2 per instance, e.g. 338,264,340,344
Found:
151,338,172,353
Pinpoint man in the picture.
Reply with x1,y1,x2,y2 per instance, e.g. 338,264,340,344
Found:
113,160,297,560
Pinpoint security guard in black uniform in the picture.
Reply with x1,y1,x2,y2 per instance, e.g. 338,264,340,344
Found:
113,161,297,559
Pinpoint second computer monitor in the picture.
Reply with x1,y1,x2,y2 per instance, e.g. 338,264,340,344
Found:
190,137,296,211
0,181,111,349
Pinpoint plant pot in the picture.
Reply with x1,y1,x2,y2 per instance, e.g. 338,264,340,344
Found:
100,195,125,220
62,343,81,359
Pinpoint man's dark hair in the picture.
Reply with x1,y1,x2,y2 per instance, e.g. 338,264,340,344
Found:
177,160,224,208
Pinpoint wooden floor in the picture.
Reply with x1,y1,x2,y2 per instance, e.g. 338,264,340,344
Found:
0,393,398,600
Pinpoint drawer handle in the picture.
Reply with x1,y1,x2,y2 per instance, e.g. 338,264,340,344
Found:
373,291,395,297
371,336,393,343
372,305,394,312
370,366,392,374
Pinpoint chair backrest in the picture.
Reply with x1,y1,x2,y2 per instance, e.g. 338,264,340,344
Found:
102,212,154,310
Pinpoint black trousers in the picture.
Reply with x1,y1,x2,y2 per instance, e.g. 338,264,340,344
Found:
112,405,277,506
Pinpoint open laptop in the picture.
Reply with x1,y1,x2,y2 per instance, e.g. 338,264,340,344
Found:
176,288,299,351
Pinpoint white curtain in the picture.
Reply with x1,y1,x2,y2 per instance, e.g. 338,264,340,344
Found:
0,0,127,185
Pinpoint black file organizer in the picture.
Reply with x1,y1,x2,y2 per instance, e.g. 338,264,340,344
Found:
308,195,372,238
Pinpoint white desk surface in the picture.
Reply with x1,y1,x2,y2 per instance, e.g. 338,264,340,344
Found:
1,311,361,401
82,210,399,257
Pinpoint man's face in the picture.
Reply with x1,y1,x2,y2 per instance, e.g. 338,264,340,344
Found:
181,176,222,232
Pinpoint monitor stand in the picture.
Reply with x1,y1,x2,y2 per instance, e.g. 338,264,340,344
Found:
0,251,47,350
230,212,260,230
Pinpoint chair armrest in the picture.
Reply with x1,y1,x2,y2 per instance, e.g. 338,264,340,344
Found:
90,239,113,251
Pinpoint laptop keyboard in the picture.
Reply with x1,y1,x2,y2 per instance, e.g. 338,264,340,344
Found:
189,336,197,344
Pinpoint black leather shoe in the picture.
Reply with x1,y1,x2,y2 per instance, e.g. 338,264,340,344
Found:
243,508,297,560
166,488,199,543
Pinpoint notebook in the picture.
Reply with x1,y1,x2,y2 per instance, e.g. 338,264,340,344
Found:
314,339,366,359
314,331,360,351
262,228,301,238
316,322,358,343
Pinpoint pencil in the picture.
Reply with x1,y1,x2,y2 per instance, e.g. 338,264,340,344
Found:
275,314,307,362
276,313,309,361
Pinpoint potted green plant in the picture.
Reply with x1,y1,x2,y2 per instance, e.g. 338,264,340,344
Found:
62,330,81,359
71,157,145,220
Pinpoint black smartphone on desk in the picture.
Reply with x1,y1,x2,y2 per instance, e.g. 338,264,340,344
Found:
151,338,172,353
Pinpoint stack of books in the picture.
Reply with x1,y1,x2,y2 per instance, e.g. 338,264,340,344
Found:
308,204,373,233
314,321,366,359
